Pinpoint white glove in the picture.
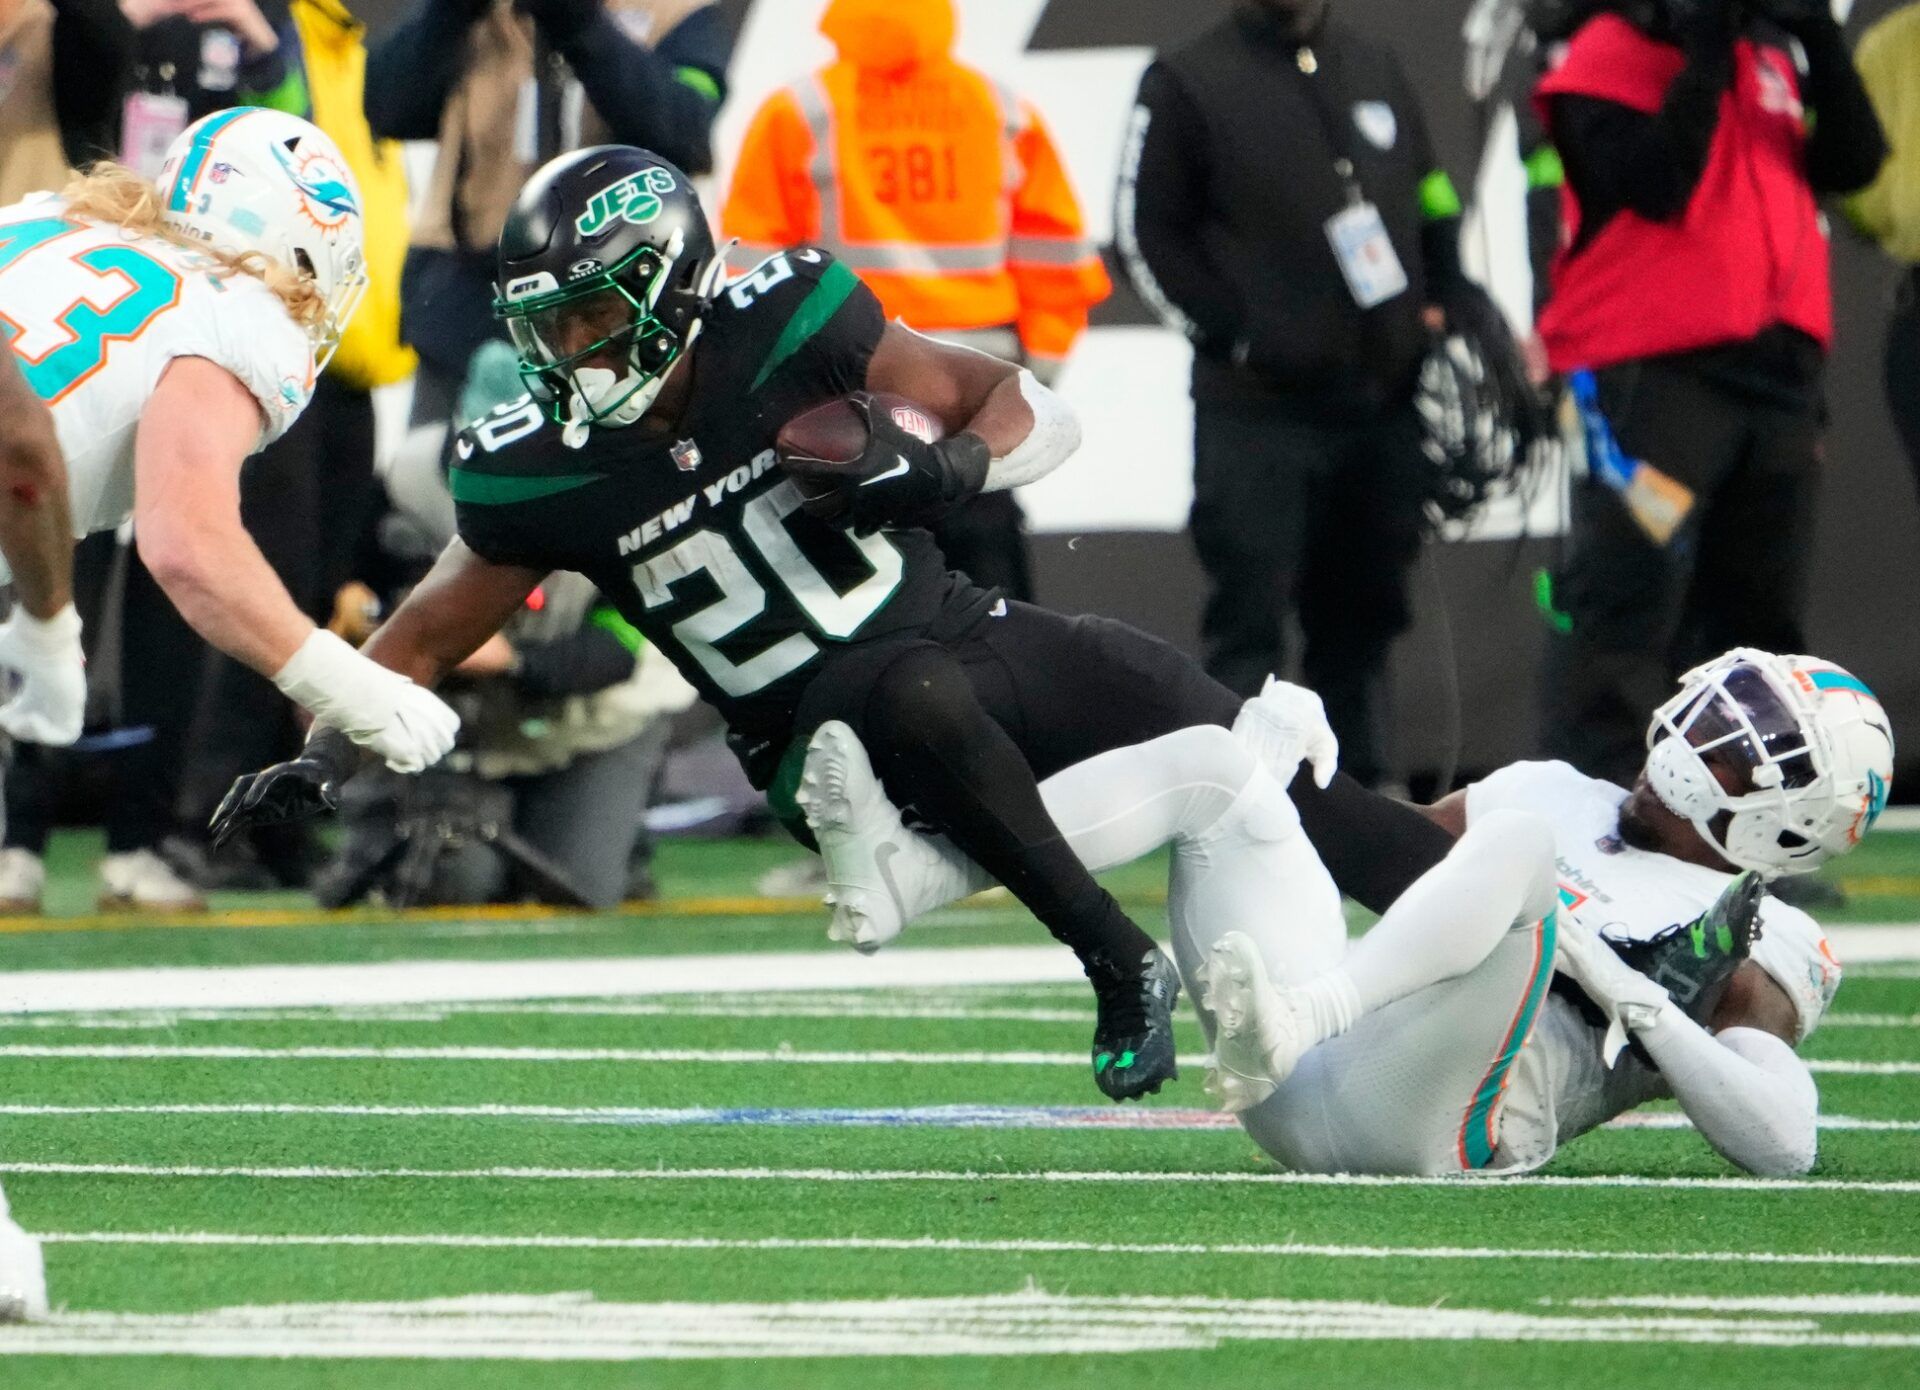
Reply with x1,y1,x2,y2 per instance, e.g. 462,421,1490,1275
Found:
0,603,85,745
271,629,460,774
1554,917,1673,1068
1231,676,1340,789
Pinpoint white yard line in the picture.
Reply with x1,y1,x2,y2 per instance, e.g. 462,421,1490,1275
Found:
4,1160,1918,1194
3,1102,1915,1134
0,1044,1088,1064
0,947,1087,1015
1566,1294,1920,1315
2,925,1917,1017
4,1290,1918,1359
0,1042,1910,1078
0,1000,1098,1028
35,1230,1920,1268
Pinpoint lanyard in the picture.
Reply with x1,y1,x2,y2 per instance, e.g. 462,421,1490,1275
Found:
1290,39,1371,207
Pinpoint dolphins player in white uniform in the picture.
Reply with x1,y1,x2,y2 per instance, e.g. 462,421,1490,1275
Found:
798,647,1890,1178
0,109,463,1321
0,107,457,770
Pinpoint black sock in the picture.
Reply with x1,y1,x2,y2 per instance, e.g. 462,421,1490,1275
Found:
862,645,1157,971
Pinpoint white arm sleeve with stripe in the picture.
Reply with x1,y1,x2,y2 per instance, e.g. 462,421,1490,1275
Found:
1635,1016,1819,1177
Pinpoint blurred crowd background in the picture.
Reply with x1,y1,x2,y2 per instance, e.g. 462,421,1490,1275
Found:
1,0,1914,912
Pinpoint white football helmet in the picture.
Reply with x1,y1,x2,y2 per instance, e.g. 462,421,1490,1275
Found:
154,108,368,372
1646,648,1895,878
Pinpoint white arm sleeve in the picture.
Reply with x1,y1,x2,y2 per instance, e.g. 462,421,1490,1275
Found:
1636,1015,1819,1177
982,370,1081,492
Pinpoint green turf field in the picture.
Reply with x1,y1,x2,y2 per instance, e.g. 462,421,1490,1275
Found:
1,829,1918,1386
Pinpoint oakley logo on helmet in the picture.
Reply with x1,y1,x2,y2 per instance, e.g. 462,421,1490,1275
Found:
575,167,678,239
568,258,604,281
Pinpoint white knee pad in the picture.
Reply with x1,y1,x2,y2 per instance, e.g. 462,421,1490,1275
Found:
1457,808,1559,925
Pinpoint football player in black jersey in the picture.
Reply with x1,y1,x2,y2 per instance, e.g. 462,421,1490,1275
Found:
211,145,1296,1100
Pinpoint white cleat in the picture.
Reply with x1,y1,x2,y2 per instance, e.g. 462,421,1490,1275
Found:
795,722,915,954
1196,932,1311,1114
98,849,205,913
0,848,44,915
0,1210,48,1323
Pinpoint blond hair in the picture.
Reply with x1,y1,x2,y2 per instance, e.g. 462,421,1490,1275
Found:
59,162,327,335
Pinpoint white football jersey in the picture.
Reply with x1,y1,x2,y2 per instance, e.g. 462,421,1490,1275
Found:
0,195,314,551
1466,760,1838,1170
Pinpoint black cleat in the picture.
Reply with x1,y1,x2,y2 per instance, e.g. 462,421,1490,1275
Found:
1086,948,1181,1101
1605,869,1766,1027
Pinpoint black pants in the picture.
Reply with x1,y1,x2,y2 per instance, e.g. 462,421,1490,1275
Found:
1189,400,1428,787
1887,270,1920,506
929,491,1033,603
6,536,201,854
1540,358,1822,786
793,600,1242,795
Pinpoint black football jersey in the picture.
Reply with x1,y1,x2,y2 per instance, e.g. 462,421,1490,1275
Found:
451,248,978,739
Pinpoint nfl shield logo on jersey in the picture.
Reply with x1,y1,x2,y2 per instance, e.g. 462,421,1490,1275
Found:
671,438,702,472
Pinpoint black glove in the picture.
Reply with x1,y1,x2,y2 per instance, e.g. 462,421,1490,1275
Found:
208,728,357,848
786,393,991,536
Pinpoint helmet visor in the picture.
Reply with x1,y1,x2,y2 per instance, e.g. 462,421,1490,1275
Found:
1665,663,1817,794
507,283,644,375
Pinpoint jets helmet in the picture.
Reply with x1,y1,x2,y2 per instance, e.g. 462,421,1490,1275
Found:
492,146,725,440
1646,648,1896,878
155,108,368,372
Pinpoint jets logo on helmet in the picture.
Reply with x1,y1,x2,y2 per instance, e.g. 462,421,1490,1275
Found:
575,167,679,238
1646,648,1896,878
155,108,369,375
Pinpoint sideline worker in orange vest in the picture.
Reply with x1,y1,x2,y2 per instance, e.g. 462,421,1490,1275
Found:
721,0,1109,601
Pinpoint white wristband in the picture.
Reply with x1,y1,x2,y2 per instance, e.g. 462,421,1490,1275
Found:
8,602,81,653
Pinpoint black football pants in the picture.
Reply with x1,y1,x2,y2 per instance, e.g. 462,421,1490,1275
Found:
1538,358,1821,787
1188,400,1429,789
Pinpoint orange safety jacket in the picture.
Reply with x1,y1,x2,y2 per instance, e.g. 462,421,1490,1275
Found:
720,0,1109,371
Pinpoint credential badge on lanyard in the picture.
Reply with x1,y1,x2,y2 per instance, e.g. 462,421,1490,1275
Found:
1324,157,1408,310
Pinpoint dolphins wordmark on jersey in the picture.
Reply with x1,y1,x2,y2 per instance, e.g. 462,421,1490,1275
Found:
450,248,967,734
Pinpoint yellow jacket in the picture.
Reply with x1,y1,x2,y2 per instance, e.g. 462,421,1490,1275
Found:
1848,3,1920,264
720,0,1109,370
291,0,417,387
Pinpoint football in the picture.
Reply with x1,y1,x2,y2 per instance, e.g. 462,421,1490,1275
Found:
775,392,945,520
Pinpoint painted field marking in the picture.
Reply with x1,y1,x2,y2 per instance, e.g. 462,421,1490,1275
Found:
36,1230,1920,1269
0,1043,1090,1065
1566,1294,1920,1315
0,947,1088,1015
3,1102,1915,1134
4,1290,1918,1359
0,1042,1911,1079
5,1161,1919,1194
4,926,1917,1015
0,998,1098,1030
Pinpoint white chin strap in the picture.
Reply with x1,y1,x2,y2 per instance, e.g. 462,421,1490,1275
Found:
557,321,703,449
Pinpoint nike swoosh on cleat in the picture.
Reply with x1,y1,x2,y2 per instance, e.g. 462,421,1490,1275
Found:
859,457,912,487
872,841,910,920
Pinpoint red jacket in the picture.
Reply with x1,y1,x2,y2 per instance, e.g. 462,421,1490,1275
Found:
1536,14,1831,373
